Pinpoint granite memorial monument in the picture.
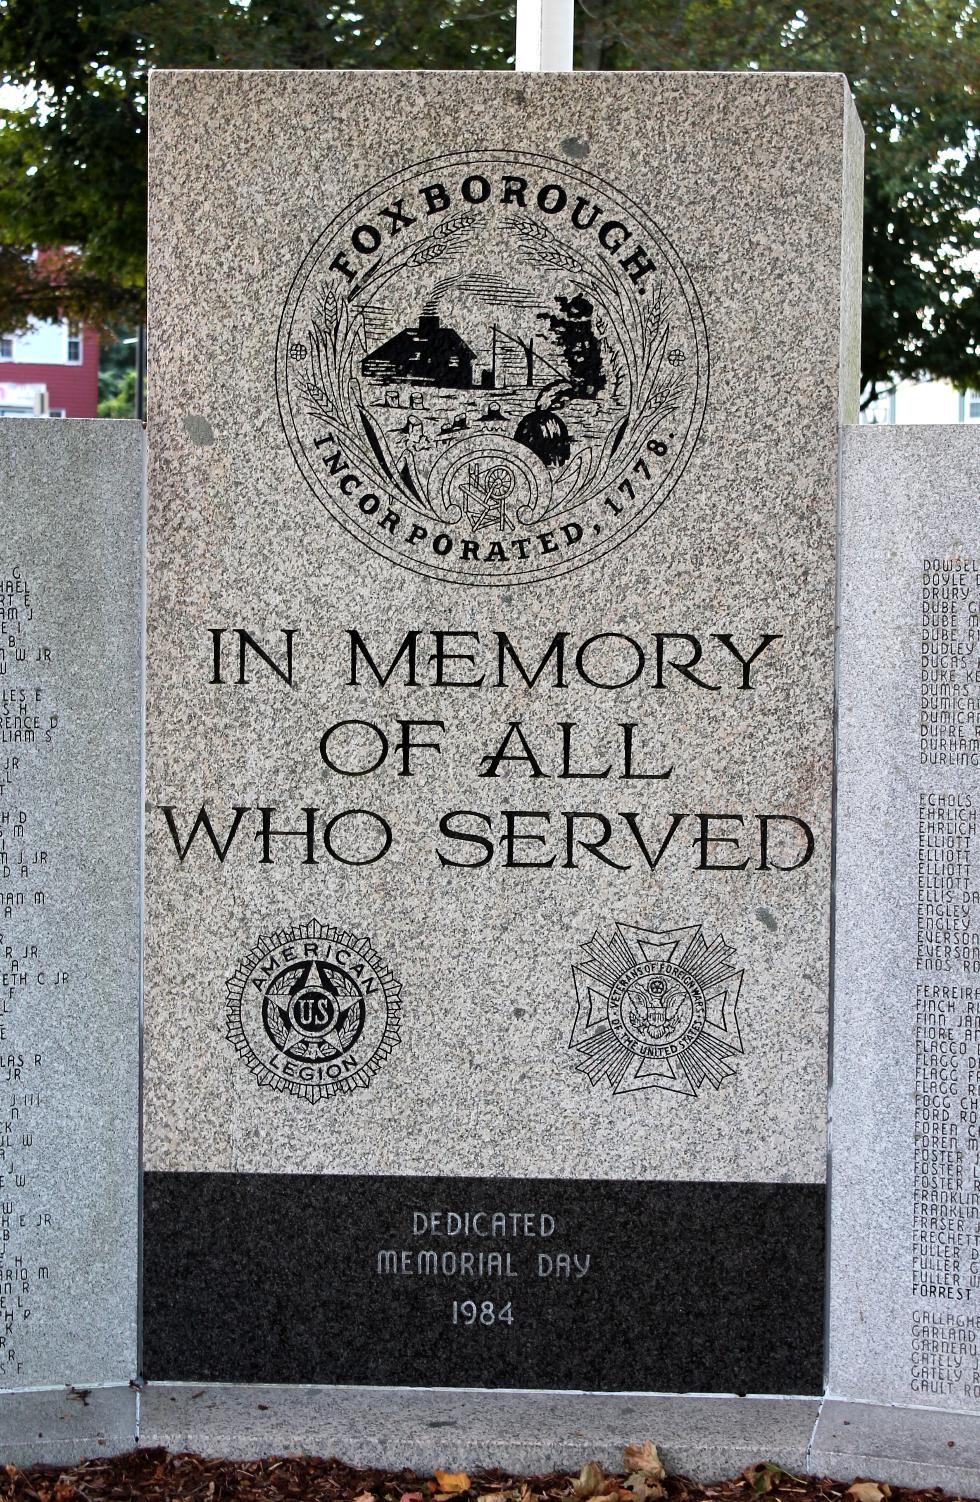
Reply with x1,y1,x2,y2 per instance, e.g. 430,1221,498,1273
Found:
141,67,862,1395
831,424,980,1413
5,58,978,1495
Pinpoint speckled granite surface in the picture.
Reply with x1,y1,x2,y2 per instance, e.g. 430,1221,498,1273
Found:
830,425,980,1412
0,422,141,1390
142,69,861,1390
144,69,861,1185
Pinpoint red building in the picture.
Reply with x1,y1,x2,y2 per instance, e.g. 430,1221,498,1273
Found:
0,319,100,417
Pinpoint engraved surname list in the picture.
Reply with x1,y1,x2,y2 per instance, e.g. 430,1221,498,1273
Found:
0,421,141,1389
912,554,980,1403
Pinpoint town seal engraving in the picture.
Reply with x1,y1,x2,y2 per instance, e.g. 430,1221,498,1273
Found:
226,919,402,1102
569,922,743,1097
277,150,708,585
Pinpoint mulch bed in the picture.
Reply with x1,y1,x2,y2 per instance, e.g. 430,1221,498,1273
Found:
0,1450,976,1502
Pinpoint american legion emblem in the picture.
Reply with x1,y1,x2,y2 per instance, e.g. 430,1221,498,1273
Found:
569,922,744,1098
226,920,402,1102
277,150,708,585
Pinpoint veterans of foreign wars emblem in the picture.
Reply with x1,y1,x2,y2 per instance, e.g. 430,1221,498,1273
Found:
569,922,744,1098
276,149,708,586
226,919,401,1103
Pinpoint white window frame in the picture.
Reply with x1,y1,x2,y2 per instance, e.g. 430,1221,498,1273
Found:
965,390,980,423
0,336,13,360
65,324,83,364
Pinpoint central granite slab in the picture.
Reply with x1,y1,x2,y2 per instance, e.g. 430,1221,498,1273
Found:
143,68,862,1391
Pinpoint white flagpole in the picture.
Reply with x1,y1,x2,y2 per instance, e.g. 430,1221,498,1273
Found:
514,0,575,71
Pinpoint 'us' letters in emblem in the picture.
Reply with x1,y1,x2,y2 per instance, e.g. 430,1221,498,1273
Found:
226,920,402,1103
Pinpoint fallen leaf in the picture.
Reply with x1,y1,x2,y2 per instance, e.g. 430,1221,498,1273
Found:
435,1474,471,1496
742,1465,773,1495
353,1492,375,1502
623,1445,666,1483
763,1465,806,1485
571,1463,612,1501
624,1472,667,1502
846,1485,890,1502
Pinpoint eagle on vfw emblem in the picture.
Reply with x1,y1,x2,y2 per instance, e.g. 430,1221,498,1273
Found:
569,922,744,1098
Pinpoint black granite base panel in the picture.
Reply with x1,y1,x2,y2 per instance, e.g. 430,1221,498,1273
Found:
142,1172,825,1393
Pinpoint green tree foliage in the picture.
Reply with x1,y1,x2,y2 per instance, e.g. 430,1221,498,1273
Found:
98,362,137,417
0,2,514,338
0,0,976,401
574,1,980,403
97,322,138,411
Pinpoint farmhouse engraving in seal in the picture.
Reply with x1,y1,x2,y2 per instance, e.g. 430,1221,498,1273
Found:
276,150,708,585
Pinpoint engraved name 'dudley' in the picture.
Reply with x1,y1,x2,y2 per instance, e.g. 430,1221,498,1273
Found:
156,623,818,877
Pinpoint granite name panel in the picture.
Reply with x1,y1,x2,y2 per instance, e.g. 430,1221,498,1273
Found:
831,424,980,1412
144,69,863,1390
0,421,142,1389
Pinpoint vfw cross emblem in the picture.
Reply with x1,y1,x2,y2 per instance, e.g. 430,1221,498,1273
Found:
569,922,744,1098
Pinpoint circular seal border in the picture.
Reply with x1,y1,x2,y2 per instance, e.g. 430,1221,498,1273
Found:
608,959,707,1060
226,918,402,1103
276,147,709,587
